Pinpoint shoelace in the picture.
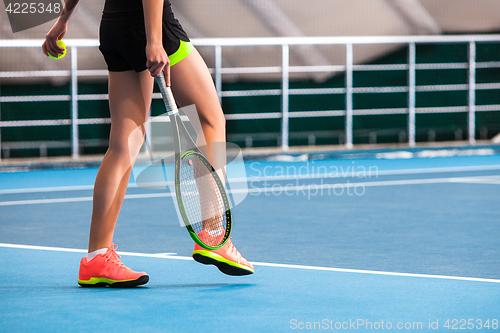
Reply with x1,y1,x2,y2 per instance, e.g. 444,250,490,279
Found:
103,244,126,269
226,238,244,263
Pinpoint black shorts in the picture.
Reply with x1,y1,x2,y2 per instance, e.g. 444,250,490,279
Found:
99,16,191,72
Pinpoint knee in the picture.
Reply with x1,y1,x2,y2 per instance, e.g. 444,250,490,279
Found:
106,143,131,162
200,109,226,133
107,132,145,162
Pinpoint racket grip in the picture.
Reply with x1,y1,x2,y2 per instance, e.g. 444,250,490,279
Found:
156,73,178,115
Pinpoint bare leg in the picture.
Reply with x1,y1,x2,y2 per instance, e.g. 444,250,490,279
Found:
170,48,226,163
170,49,227,232
170,49,253,274
88,70,154,253
88,49,225,252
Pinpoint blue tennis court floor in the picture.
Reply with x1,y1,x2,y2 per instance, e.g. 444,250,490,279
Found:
1,147,499,332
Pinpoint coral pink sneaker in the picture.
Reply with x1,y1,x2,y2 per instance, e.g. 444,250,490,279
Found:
193,231,254,276
78,244,148,288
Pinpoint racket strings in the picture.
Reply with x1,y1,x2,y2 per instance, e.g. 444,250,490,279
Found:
179,155,227,241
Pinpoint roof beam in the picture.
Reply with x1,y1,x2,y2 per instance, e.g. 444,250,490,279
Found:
171,4,235,75
241,0,332,81
385,0,441,35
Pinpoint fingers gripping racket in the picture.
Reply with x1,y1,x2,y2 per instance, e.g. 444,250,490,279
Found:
155,73,231,250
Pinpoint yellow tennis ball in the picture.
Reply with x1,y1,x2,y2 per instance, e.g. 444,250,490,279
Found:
48,40,67,60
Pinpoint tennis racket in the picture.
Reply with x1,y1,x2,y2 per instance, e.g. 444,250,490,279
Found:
155,73,231,250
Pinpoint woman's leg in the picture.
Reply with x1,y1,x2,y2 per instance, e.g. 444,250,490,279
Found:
88,70,154,253
170,48,254,276
170,48,226,164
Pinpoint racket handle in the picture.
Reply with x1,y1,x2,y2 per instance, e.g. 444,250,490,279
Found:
156,73,178,115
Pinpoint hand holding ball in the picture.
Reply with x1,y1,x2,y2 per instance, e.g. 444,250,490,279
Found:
49,40,67,60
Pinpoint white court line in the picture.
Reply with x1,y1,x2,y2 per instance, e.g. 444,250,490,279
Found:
0,242,499,284
235,164,500,183
0,184,138,195
447,176,500,185
0,185,96,195
236,175,500,194
0,193,172,206
1,175,499,206
0,196,94,206
1,164,500,195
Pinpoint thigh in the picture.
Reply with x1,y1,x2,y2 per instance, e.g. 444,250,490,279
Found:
169,48,224,125
108,70,154,154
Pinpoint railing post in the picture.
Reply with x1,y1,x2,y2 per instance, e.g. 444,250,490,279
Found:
345,43,353,149
468,41,476,144
215,45,222,104
70,46,79,159
408,42,416,147
281,44,290,151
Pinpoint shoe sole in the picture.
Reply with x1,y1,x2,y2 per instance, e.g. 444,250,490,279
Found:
78,275,149,288
193,253,254,276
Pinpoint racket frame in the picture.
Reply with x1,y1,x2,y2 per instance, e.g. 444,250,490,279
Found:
155,73,232,250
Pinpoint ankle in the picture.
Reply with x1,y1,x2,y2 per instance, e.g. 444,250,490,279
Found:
86,248,108,261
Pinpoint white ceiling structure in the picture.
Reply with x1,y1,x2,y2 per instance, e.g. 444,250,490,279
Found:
0,0,499,82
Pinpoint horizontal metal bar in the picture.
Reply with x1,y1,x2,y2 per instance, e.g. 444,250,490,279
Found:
353,64,408,71
1,35,499,49
0,119,71,127
225,112,282,120
477,82,500,90
1,62,498,81
416,106,468,113
476,104,500,111
0,95,70,102
78,94,109,101
288,110,345,117
0,93,166,103
0,118,111,127
78,70,108,77
353,105,495,114
222,81,500,98
0,70,69,78
0,94,110,102
352,105,499,115
354,86,408,93
416,83,500,92
354,108,408,115
222,89,282,97
0,69,108,78
416,84,468,92
225,110,346,120
78,118,111,125
2,81,498,103
1,139,108,149
191,35,500,46
219,65,347,75
0,39,99,47
210,62,499,76
222,88,348,97
2,103,499,128
290,88,346,95
221,66,281,74
415,63,468,70
476,61,500,69
290,65,346,73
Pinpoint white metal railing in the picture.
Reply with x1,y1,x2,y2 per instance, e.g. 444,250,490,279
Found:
1,35,500,158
